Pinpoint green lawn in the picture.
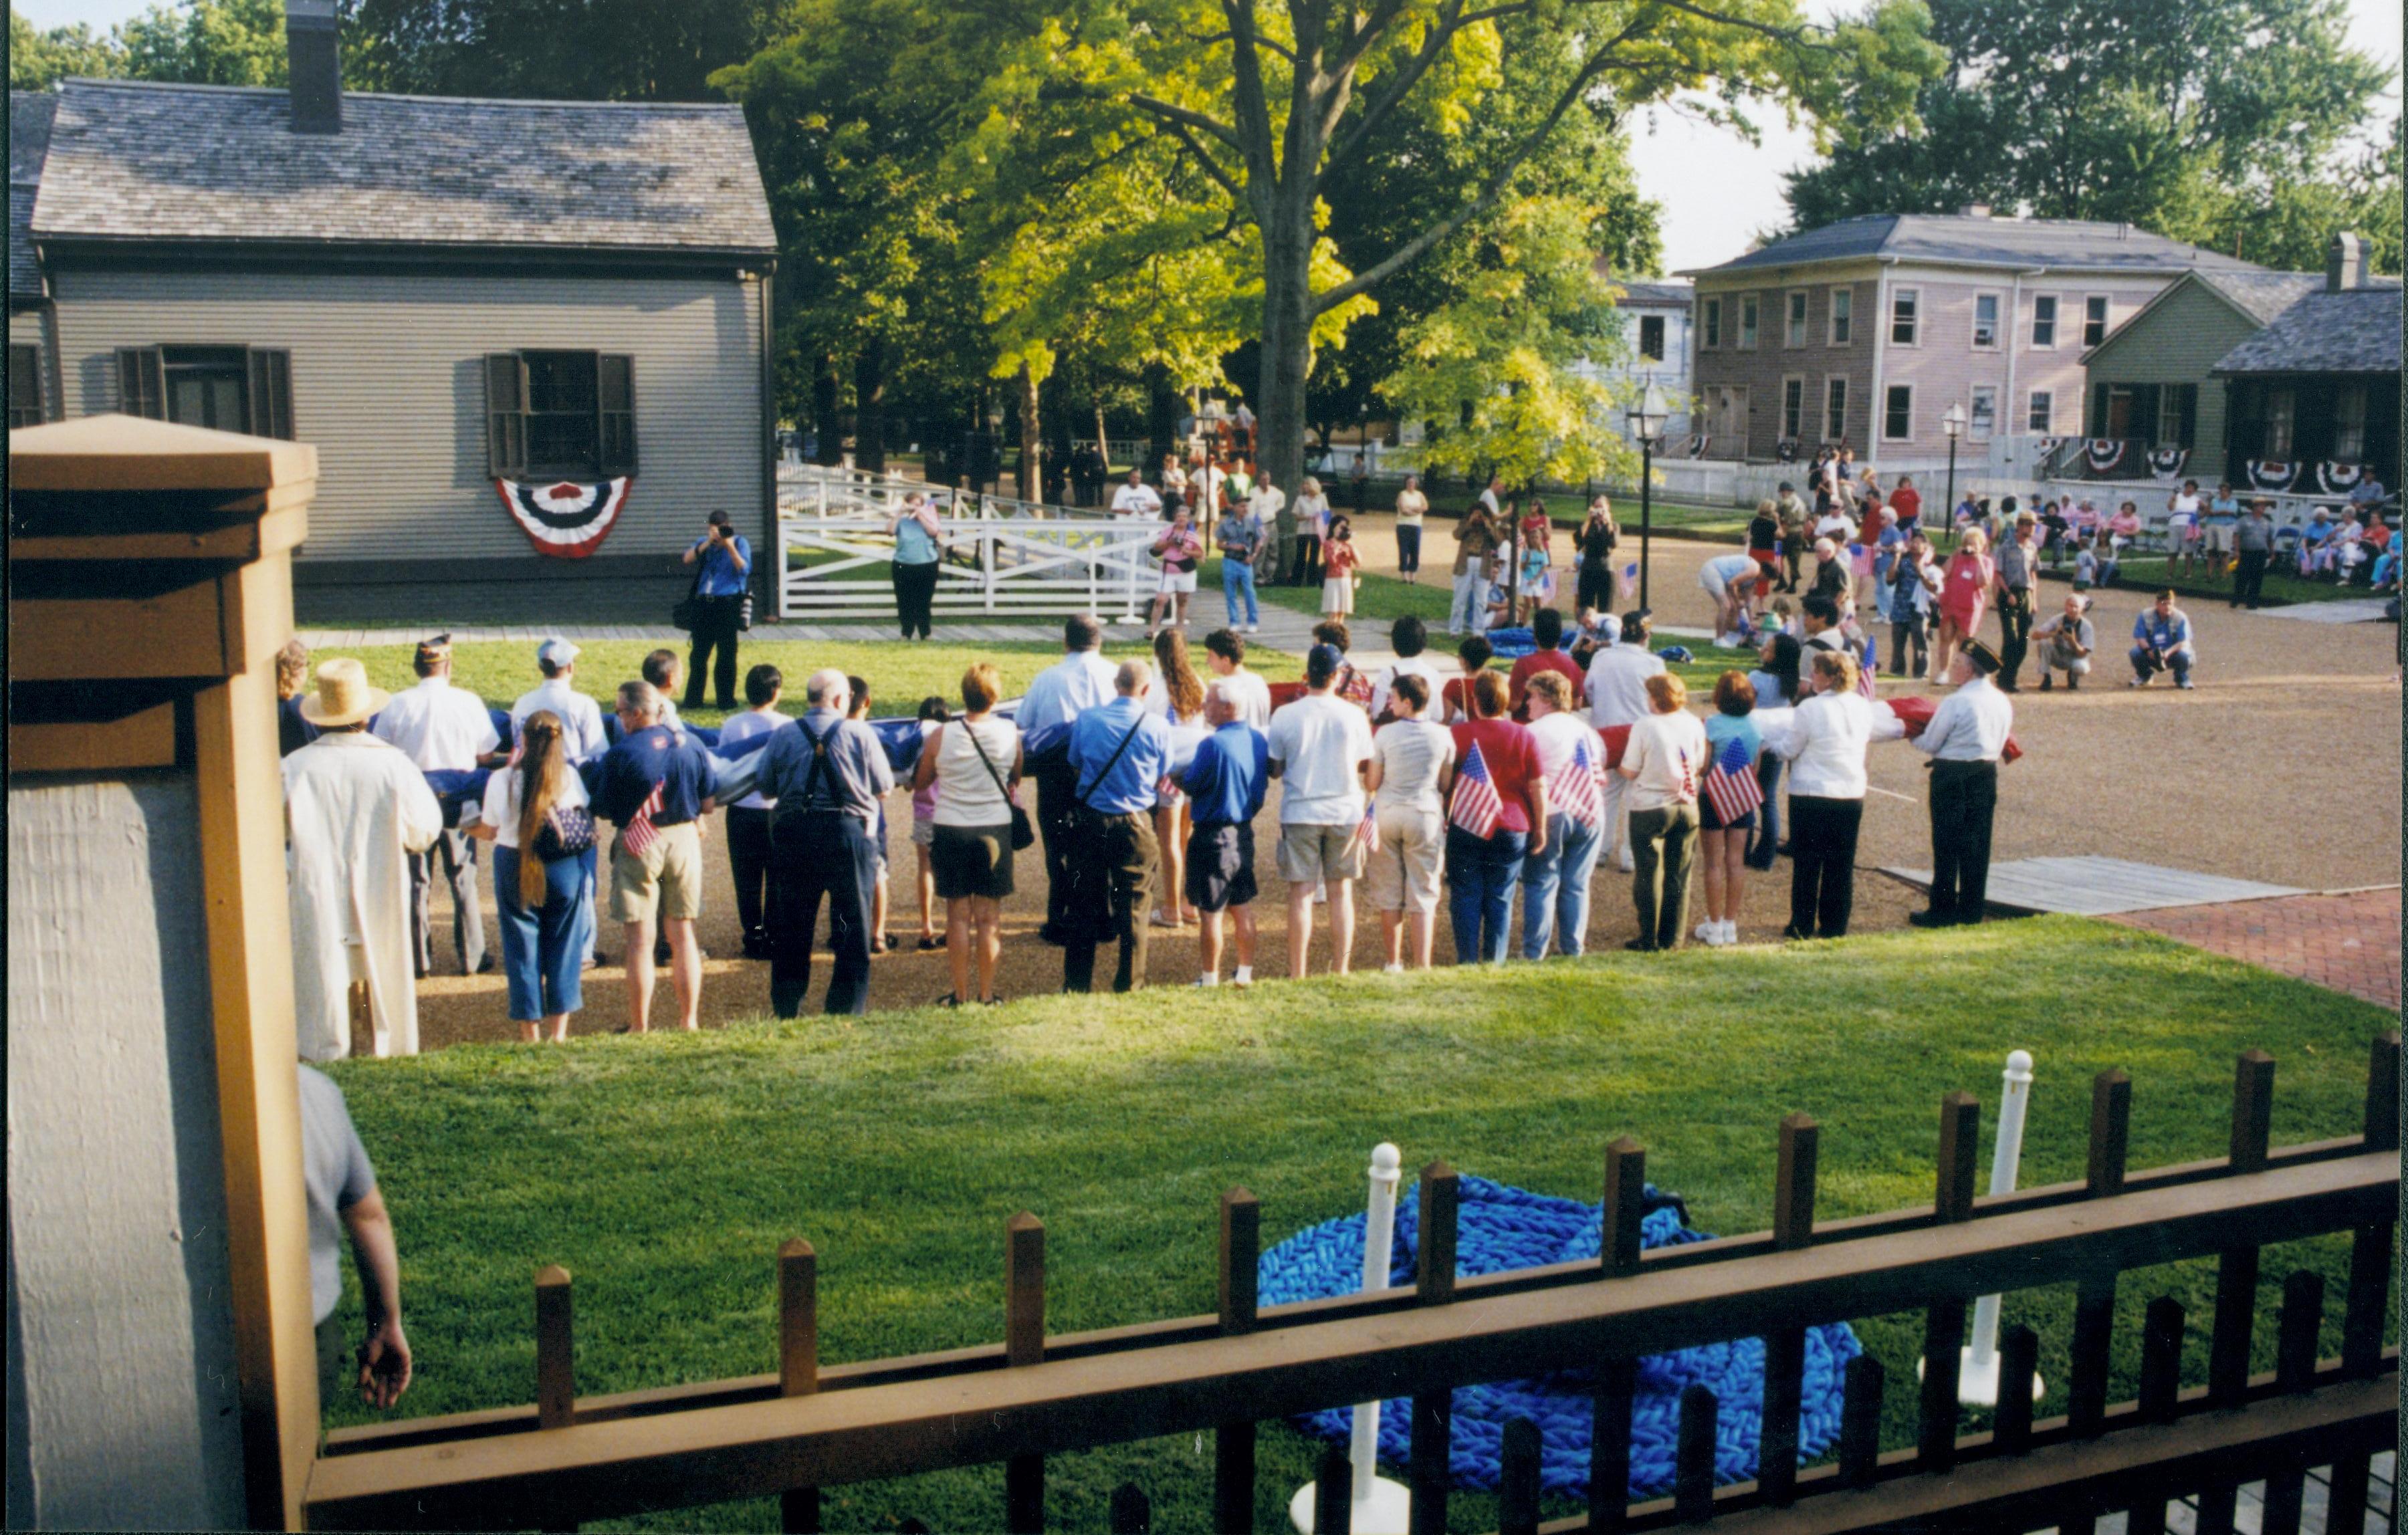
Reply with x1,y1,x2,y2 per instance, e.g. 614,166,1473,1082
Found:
323,918,2393,1531
2038,554,2379,608
345,639,1302,732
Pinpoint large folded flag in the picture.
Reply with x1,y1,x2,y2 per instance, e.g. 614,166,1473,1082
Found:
619,782,665,857
1555,731,1608,830
1448,741,1504,840
1701,735,1764,825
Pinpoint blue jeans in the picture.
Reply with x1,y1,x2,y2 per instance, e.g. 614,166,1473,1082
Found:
1745,755,1783,871
493,844,594,1020
1446,826,1527,965
1519,812,1603,958
2130,645,2192,685
1222,558,1259,624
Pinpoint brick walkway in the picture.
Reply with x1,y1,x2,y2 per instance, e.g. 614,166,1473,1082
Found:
2108,887,2402,1010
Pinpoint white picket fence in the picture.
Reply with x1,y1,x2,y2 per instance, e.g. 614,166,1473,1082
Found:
776,465,1167,621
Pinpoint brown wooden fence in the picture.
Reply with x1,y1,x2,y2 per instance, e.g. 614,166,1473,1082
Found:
304,1036,2401,1533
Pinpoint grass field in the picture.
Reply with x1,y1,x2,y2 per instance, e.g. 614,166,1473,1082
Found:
322,917,2394,1532
2040,555,2378,608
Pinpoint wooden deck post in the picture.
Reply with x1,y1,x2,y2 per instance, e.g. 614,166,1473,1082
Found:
2138,1296,2185,1425
2208,1052,2276,1409
1836,1356,1884,1492
1004,1213,1045,1535
2069,1068,2131,1437
1993,1324,2038,1455
1314,1445,1353,1535
2342,1033,2399,1385
1673,1386,1717,1524
1214,1188,1260,1535
1919,1092,1979,1471
535,1266,575,1431
778,1240,820,1534
1409,1162,1457,1535
1108,1482,1152,1535
1497,1417,1541,1535
1600,1138,1646,1277
1759,1112,1818,1506
1590,1139,1645,1534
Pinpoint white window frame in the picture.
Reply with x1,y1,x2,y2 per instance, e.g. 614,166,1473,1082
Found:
2027,389,2053,435
1971,291,2002,350
1888,288,1919,346
2030,293,2059,350
1781,374,1805,439
1828,285,1853,345
1739,293,1761,349
1881,382,1913,442
2334,384,2368,461
1824,375,1849,443
1785,289,1810,348
1702,297,1723,350
2082,294,2110,348
1969,384,1998,441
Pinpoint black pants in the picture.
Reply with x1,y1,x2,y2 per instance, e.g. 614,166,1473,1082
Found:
1995,589,2033,688
685,595,742,709
1927,760,1997,923
1891,611,1929,678
1063,810,1158,993
1745,754,1783,871
1293,534,1323,587
893,560,940,639
726,805,775,954
1576,558,1616,613
1786,795,1862,939
768,810,879,1016
2234,549,2270,608
1033,759,1081,938
1396,524,1423,574
1780,537,1804,588
409,830,484,975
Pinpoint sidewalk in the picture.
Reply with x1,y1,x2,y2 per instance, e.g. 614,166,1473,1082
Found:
2108,887,2401,1010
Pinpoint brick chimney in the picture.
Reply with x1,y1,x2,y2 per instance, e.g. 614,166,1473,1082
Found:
286,0,340,134
2327,231,2368,293
1959,203,1992,219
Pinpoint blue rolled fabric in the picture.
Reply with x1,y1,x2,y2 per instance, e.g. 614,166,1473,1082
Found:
420,768,494,830
489,707,515,753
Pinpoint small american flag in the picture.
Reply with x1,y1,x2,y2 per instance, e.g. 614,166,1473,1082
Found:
1701,735,1764,825
620,782,665,857
1449,741,1504,840
1856,635,1879,699
1349,800,1382,856
1553,731,1608,830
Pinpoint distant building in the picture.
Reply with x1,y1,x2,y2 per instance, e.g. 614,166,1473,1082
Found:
1578,273,1694,444
10,93,56,429
2213,234,2401,499
10,0,778,608
1679,208,2260,469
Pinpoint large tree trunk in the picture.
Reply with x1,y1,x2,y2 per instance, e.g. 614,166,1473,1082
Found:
810,352,842,466
1144,364,1179,473
1254,197,1317,505
853,338,887,475
1013,362,1041,501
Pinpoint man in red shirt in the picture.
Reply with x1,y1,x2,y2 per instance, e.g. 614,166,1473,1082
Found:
1507,607,1587,721
1888,474,1923,534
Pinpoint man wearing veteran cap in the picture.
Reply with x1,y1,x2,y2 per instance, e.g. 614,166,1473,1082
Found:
1908,638,2013,928
284,659,446,1060
511,636,609,761
372,634,502,976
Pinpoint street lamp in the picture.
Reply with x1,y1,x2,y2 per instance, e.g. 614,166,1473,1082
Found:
1941,402,1968,533
1626,383,1670,610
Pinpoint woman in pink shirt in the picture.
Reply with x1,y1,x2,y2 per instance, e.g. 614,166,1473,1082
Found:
1930,527,1995,683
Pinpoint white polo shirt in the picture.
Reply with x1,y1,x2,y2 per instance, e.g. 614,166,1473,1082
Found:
371,675,499,772
510,677,609,762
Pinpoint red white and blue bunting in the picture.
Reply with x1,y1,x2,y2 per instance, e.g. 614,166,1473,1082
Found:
2148,446,2189,480
2317,461,2367,495
1775,439,1799,463
2246,460,2298,494
1686,433,1712,459
495,477,633,558
2084,439,2125,475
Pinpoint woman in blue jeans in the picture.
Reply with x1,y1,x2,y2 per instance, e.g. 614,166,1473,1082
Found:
470,711,595,1042
1445,671,1547,964
1517,673,1603,957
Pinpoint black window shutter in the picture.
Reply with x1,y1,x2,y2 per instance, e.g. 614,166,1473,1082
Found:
2089,383,2107,438
9,344,43,428
485,353,528,479
2172,384,2197,449
245,348,295,440
116,346,165,419
598,354,636,476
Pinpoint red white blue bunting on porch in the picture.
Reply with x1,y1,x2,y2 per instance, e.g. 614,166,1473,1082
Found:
495,477,633,558
2246,460,2298,493
2148,446,2188,479
1775,439,1799,463
2084,439,2125,474
2318,461,2367,495
1685,434,1712,459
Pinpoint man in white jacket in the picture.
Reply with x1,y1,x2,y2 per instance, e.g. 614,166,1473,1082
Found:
285,659,443,1061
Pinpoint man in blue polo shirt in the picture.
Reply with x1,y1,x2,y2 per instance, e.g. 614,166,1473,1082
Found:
1017,614,1121,944
592,681,714,1032
1063,659,1173,993
679,509,752,711
1179,679,1271,988
755,668,896,1017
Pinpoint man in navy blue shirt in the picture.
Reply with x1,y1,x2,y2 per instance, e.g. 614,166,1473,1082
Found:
754,668,895,1016
593,681,714,1032
1178,679,1271,987
680,509,752,711
1063,659,1172,993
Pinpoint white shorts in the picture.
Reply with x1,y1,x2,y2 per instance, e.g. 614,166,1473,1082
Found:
1159,570,1198,594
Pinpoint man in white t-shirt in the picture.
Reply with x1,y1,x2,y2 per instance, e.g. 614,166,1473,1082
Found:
1583,612,1666,872
1264,645,1374,979
372,635,502,977
510,637,609,762
1111,469,1164,519
1203,627,1275,731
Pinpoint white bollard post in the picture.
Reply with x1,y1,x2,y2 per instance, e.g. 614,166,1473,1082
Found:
1959,1050,2043,1407
1291,1144,1413,1534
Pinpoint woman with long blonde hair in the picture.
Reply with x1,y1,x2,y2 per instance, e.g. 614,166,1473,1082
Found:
468,709,594,1041
1146,627,1208,929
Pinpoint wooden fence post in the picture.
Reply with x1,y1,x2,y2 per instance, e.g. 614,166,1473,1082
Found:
1314,1445,1353,1535
1993,1325,2038,1455
2069,1068,2130,1437
2137,1297,2185,1426
1004,1212,1045,1535
536,1266,574,1431
1108,1482,1152,1535
1919,1092,1979,1472
2208,1052,2276,1409
1837,1356,1884,1492
1416,1161,1458,1306
2342,1033,2400,1393
1215,1189,1259,1535
1673,1386,1717,1524
1498,1417,1541,1535
1590,1139,1644,1534
778,1240,820,1535
1759,1112,1818,1506
1409,1162,1457,1535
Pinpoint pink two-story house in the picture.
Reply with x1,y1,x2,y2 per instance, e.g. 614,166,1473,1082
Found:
1679,208,2260,472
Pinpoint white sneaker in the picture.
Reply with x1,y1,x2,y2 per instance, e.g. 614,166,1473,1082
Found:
1618,854,1636,873
1246,623,1260,633
1719,920,1739,946
1694,921,1716,942
1383,962,1405,975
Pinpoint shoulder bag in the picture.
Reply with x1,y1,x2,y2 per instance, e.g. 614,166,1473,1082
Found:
962,721,1035,851
530,804,597,863
671,556,706,632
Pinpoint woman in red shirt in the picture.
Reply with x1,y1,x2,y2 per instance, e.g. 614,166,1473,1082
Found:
1446,671,1548,964
1931,527,1995,683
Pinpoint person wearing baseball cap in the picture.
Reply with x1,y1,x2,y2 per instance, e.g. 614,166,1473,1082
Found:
371,633,504,977
1992,509,2041,692
2233,497,2278,609
510,637,607,762
285,659,445,1060
1909,637,2012,928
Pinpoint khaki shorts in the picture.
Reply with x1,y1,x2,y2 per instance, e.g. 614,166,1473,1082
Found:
1362,805,1444,914
1277,820,1367,884
610,820,703,924
2201,521,2236,554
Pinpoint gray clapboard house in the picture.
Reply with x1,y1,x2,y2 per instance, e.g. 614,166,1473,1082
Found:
11,5,779,610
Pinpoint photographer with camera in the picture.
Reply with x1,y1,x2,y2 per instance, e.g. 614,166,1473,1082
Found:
678,509,751,710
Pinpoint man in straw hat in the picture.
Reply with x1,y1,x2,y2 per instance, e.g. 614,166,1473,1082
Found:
284,658,445,1060
1908,637,2013,929
371,634,502,977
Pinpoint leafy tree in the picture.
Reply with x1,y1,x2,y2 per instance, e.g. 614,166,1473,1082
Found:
347,0,786,100
117,0,292,86
1784,0,2399,273
11,9,125,88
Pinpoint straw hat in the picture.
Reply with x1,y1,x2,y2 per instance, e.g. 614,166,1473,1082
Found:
299,657,390,727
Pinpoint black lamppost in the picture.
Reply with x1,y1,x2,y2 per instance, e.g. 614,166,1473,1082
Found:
1626,384,1669,610
1942,401,1968,534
